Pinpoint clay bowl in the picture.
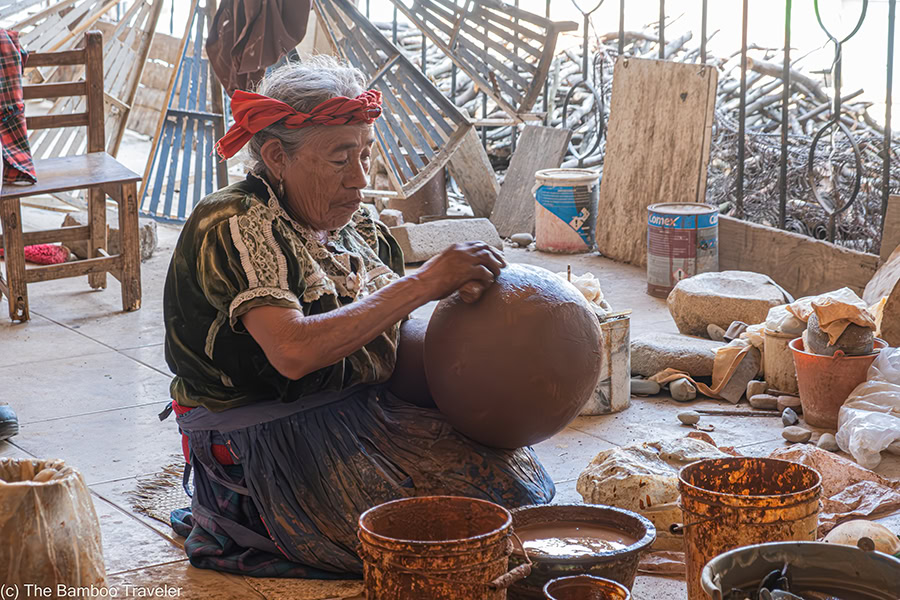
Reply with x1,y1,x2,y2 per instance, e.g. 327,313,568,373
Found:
543,575,632,600
507,504,656,600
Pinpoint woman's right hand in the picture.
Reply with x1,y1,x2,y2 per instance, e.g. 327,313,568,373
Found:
414,242,506,303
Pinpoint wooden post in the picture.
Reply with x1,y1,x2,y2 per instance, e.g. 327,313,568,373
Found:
881,195,900,262
87,187,108,289
83,31,105,153
206,0,229,190
447,127,500,219
115,182,142,311
0,201,29,321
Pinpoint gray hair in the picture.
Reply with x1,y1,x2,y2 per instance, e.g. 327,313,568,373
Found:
246,55,367,173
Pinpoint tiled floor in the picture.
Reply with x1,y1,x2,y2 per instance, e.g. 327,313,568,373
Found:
1,206,897,599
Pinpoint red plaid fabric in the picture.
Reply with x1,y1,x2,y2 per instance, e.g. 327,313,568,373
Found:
0,29,35,184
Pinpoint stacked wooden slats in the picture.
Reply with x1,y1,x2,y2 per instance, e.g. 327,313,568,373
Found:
314,0,497,213
387,0,576,120
139,0,228,221
12,0,163,160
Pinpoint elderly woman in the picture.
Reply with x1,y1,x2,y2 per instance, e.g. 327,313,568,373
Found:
163,56,554,578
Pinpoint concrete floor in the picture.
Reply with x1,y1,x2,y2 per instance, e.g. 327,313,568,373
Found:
1,207,898,599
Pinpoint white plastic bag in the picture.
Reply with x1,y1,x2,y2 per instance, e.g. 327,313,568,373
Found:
835,347,900,469
765,304,806,335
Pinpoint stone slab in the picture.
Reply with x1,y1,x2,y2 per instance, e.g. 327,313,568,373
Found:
391,218,503,264
631,332,723,377
667,270,790,336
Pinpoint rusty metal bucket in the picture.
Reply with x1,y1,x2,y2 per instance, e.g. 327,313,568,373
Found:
677,457,822,600
543,575,632,600
358,496,532,599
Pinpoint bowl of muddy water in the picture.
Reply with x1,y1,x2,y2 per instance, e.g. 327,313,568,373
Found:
507,504,656,600
701,540,900,600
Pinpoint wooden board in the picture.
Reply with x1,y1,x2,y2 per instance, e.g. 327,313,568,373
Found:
447,127,500,219
881,194,900,262
595,57,718,266
719,215,880,298
489,125,572,237
864,244,900,305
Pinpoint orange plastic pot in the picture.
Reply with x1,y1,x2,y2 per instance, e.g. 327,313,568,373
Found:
789,337,887,429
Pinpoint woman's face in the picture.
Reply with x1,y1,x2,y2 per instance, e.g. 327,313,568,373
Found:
275,123,375,232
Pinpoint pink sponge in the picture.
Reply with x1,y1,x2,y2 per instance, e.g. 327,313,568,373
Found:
0,244,70,265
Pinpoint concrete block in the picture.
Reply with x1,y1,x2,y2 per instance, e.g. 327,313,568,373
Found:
62,210,158,262
378,209,404,228
391,218,502,264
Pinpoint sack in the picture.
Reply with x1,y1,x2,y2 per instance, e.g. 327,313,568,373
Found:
835,347,900,469
0,458,106,586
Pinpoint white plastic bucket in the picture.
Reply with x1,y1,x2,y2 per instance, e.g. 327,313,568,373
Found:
533,168,600,253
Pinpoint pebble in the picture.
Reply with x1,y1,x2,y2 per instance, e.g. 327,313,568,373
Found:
817,433,839,452
678,410,701,425
746,380,768,399
781,407,799,426
782,426,812,443
749,393,779,410
707,323,726,342
631,378,661,396
777,395,803,414
670,378,697,402
510,233,534,247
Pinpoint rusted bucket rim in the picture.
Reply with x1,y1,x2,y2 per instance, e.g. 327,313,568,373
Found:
788,337,888,359
678,457,822,503
358,495,512,547
509,503,657,564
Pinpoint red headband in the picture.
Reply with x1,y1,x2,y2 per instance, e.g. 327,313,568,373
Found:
214,89,383,160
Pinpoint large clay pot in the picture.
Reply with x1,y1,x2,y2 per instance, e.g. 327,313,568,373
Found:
424,263,603,449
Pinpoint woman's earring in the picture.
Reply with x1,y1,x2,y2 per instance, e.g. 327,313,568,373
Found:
277,180,285,198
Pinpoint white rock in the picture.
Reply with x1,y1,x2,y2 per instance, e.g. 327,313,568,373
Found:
781,407,799,426
670,378,697,402
631,378,661,396
678,410,701,425
782,426,812,443
746,380,768,399
510,233,534,247
817,433,839,452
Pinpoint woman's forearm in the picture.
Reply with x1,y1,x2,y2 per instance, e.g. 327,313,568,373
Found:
248,274,431,380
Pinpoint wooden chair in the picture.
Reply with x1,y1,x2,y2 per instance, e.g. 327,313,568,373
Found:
0,31,142,322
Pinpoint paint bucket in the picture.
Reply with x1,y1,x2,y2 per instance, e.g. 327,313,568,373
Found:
533,168,600,254
677,457,821,600
789,337,887,429
581,315,631,415
701,541,900,600
763,328,799,394
508,504,655,599
358,496,531,599
544,575,632,600
646,203,719,298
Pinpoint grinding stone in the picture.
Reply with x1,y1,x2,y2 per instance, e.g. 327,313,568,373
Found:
424,264,603,449
387,318,435,408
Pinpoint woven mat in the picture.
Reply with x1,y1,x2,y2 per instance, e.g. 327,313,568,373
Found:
129,461,190,526
243,578,364,600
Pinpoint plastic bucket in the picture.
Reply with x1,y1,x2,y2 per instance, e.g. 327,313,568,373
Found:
789,337,887,429
508,504,655,599
678,457,821,600
646,202,719,298
701,541,900,600
533,168,600,254
358,496,530,599
544,575,632,600
582,315,631,415
763,328,799,394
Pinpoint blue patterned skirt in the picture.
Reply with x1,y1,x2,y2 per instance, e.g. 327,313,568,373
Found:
170,386,555,578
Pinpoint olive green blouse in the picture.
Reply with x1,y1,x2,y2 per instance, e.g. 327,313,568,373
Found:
163,172,405,412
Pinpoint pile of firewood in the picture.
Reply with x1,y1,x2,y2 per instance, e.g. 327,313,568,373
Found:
375,19,899,253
